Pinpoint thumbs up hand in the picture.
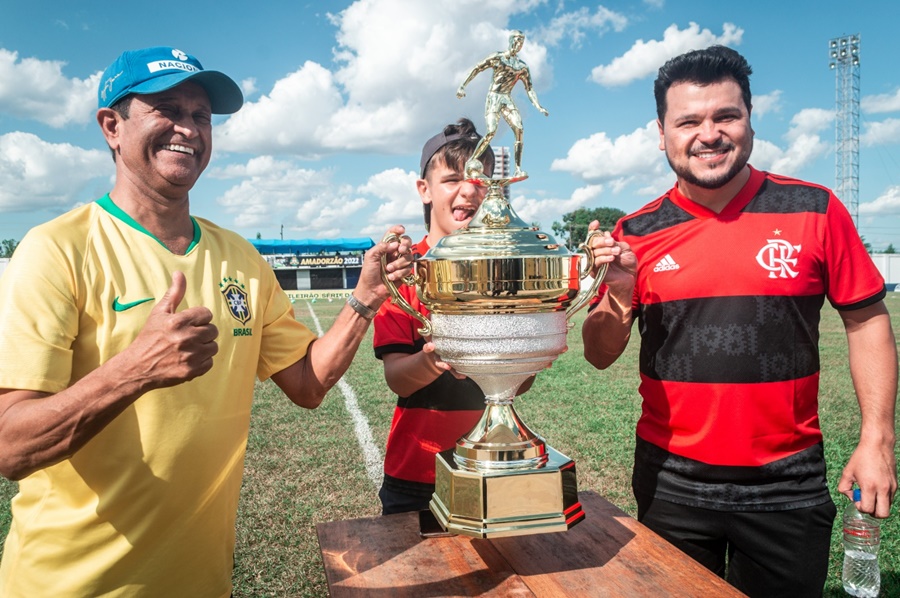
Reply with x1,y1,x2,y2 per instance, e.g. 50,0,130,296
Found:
154,269,189,315
129,271,219,389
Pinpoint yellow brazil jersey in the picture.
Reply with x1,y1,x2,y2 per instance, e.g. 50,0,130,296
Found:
0,195,315,598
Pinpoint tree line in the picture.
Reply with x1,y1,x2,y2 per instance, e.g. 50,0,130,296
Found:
1,239,18,259
552,207,626,250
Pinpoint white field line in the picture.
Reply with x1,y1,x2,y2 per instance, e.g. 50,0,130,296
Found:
305,302,383,487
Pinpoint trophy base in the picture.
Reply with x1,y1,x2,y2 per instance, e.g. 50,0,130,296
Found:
429,446,585,539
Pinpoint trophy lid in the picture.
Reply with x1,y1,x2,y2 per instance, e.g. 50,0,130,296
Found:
423,179,572,261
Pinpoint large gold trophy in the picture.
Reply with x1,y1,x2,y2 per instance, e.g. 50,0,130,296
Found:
382,31,606,539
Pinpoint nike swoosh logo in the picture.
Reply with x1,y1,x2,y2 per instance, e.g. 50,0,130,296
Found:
112,297,154,312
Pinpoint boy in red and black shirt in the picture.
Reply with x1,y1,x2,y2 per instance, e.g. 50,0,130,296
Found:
373,119,496,514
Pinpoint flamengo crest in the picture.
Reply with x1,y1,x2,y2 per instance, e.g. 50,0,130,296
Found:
755,239,801,279
220,277,251,324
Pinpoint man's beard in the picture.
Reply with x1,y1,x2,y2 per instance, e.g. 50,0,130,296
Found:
666,139,752,190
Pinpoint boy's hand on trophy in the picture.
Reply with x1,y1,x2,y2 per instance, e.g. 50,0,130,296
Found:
422,341,466,380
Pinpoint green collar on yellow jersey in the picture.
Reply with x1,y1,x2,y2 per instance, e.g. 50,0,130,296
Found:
96,194,201,254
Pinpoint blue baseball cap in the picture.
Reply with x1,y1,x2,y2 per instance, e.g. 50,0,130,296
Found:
98,46,243,114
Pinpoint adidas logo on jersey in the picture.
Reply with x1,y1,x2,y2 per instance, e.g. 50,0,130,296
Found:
653,254,680,272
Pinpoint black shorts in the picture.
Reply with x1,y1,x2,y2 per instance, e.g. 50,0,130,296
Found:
379,483,433,515
636,493,837,598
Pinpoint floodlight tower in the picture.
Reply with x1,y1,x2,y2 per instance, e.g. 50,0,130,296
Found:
828,34,860,228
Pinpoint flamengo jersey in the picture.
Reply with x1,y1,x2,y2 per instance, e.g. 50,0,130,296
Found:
373,238,484,497
0,195,315,597
616,167,885,510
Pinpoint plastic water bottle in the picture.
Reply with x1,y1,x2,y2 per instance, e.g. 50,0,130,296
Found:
842,488,881,597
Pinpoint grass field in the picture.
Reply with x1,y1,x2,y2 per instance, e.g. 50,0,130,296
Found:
1,294,898,597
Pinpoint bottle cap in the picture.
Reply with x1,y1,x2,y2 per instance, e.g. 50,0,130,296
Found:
853,488,861,502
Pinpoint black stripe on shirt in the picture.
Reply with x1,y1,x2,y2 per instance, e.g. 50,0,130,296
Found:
831,285,887,311
638,294,825,383
742,179,830,214
375,337,427,360
375,340,485,410
632,436,831,511
621,197,695,237
396,372,485,411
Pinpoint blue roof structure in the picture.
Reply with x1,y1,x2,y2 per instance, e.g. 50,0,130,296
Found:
249,237,374,254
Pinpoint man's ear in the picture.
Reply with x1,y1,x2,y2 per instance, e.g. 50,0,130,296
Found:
657,118,665,152
96,108,121,151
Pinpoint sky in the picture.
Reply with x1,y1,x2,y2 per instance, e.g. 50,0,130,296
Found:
2,0,900,250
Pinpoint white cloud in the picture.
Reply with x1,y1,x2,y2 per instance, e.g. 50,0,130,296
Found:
783,108,833,141
750,108,831,175
861,88,900,114
861,118,900,147
747,138,783,172
215,0,552,156
240,78,258,99
512,184,605,229
776,109,832,174
859,186,900,215
357,168,423,237
0,49,98,128
294,193,369,238
214,156,337,231
324,101,417,152
0,132,110,211
590,22,744,87
213,160,424,238
768,134,828,175
752,90,782,118
214,61,344,157
552,106,832,196
551,120,669,188
532,6,628,48
208,155,298,179
328,0,550,151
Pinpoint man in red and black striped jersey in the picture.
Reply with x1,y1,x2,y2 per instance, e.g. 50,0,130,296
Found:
373,119,509,514
582,46,897,597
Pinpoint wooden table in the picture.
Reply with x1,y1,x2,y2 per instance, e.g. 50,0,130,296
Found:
316,491,744,597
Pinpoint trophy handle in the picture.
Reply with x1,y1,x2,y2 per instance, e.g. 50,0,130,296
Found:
379,233,433,337
565,229,608,321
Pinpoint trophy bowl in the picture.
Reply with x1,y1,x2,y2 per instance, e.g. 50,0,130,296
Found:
381,181,606,539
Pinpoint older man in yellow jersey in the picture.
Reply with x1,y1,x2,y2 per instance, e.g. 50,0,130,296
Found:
0,46,411,597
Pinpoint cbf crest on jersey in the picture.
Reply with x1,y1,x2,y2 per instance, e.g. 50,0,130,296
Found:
220,277,251,325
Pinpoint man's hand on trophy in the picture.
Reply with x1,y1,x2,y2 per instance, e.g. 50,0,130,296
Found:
355,226,414,311
587,221,637,288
